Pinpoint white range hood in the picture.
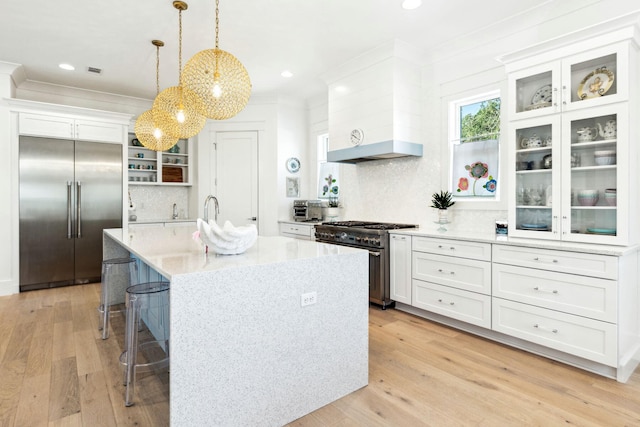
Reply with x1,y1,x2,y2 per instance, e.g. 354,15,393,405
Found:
327,140,423,164
322,40,423,164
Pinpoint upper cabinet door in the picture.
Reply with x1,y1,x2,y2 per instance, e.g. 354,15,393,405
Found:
508,61,561,120
560,41,629,113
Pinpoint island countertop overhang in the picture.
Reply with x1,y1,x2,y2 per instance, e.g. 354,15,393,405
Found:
104,226,366,279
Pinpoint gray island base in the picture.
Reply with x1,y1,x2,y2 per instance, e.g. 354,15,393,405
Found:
104,226,369,426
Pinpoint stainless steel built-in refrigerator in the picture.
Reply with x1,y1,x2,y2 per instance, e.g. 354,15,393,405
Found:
19,136,122,291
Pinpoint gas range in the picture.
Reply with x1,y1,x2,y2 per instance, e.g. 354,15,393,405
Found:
314,220,418,309
314,221,417,249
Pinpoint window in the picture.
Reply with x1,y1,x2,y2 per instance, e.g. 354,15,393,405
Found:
316,133,339,202
449,91,501,199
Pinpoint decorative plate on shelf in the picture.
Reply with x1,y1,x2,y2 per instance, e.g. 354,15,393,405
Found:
521,223,548,231
286,157,300,173
577,67,614,100
530,84,553,106
586,227,616,235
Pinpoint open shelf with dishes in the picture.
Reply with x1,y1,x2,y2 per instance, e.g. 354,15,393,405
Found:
126,133,192,186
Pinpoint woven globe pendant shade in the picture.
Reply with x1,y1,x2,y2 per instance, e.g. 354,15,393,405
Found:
152,85,206,139
182,48,252,120
135,109,179,151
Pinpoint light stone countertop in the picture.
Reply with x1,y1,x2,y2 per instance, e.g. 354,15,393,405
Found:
105,225,362,279
389,228,638,256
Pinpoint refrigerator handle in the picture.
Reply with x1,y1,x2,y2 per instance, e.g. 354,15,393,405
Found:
67,181,73,239
76,181,82,239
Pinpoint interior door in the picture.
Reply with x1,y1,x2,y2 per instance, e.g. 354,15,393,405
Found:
212,131,258,230
19,136,75,289
74,140,122,281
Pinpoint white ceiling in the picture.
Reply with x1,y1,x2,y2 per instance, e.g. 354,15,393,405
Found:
0,0,570,102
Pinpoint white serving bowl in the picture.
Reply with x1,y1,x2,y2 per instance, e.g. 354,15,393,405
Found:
595,156,616,165
577,189,599,206
605,194,617,206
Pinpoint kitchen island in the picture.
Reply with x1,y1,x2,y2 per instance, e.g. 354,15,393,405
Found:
103,225,369,426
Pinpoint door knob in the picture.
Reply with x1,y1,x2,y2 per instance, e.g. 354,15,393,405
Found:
247,217,257,221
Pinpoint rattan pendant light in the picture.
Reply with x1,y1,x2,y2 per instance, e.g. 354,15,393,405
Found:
134,40,180,151
181,0,251,120
152,1,206,139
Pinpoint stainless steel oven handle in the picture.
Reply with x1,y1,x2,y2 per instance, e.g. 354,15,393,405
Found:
76,181,82,238
67,181,72,239
369,251,381,257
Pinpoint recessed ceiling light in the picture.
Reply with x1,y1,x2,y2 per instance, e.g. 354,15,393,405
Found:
58,63,75,71
402,0,422,10
281,70,293,78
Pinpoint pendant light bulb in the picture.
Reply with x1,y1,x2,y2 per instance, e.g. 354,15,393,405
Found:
176,107,186,123
212,70,222,98
153,127,163,139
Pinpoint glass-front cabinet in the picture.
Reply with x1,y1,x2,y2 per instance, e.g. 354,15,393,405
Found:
505,27,638,245
509,105,627,244
508,41,629,120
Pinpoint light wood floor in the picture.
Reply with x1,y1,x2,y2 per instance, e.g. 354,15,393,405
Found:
1,283,640,426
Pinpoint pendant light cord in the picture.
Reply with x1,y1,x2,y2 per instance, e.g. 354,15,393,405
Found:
215,0,219,49
156,43,161,96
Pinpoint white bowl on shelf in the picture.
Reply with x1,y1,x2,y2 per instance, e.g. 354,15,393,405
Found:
577,189,599,206
594,150,616,166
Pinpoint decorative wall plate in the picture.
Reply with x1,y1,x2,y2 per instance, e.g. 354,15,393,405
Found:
286,157,300,173
530,84,552,105
577,67,614,100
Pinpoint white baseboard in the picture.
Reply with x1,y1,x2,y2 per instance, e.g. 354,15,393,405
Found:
0,278,19,297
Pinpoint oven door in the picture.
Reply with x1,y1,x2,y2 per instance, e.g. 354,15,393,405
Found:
316,239,388,307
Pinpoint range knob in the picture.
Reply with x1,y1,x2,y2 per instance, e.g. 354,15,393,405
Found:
372,238,381,246
363,237,369,244
355,236,361,242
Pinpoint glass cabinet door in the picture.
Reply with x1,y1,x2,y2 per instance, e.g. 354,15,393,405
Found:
562,104,627,244
509,117,561,239
508,61,561,120
561,42,628,112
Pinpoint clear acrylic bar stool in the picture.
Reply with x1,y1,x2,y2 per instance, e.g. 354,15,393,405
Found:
98,258,138,340
119,281,170,407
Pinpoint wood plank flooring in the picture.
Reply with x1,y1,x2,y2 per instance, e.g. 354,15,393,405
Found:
1,283,639,426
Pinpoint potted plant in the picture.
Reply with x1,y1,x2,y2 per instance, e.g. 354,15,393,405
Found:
431,190,455,223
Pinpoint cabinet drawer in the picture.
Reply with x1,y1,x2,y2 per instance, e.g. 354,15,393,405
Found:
413,252,491,295
492,298,617,366
279,223,313,238
412,236,491,262
493,264,616,322
413,280,491,328
492,245,617,280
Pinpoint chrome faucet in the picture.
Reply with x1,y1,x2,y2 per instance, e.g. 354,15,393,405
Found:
172,203,178,220
204,195,219,223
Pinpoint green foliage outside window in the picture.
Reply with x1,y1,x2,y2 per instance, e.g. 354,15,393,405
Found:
460,98,501,143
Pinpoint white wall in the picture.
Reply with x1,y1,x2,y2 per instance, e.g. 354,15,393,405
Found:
0,63,19,296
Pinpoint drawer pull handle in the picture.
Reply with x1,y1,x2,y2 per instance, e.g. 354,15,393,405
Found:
533,257,558,263
437,245,456,250
437,269,455,275
534,324,558,334
437,299,455,306
533,286,558,294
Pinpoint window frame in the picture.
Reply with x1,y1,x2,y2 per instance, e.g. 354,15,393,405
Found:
446,88,506,209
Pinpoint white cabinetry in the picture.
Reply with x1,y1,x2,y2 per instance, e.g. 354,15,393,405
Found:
411,236,492,328
389,234,411,304
127,134,192,186
392,232,639,381
504,25,639,245
492,245,618,366
19,112,124,143
279,222,316,241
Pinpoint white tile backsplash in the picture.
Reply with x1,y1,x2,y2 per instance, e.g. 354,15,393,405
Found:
128,186,190,221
